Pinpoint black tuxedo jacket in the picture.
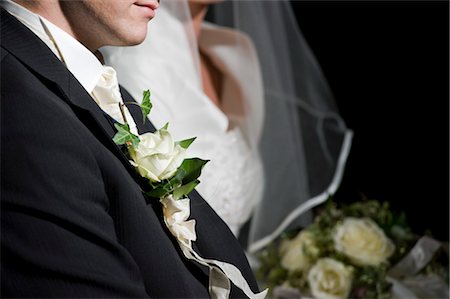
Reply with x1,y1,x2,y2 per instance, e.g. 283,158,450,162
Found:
0,9,258,298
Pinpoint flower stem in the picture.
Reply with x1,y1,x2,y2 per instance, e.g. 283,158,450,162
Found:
119,103,128,125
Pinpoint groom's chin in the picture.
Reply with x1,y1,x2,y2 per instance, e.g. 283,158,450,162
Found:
126,18,154,46
126,32,148,47
115,26,149,47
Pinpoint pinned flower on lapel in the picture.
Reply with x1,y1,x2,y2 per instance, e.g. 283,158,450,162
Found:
112,90,207,201
129,126,186,182
111,89,268,299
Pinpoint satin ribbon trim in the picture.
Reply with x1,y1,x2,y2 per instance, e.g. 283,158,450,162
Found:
161,195,268,299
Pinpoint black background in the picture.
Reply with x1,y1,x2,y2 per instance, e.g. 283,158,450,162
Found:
291,1,449,240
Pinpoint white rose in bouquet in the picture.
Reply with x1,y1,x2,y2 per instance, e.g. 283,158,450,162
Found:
280,231,318,272
334,217,395,266
129,128,186,182
308,258,353,299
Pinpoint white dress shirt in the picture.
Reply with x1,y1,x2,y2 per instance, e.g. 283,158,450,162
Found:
1,0,104,94
1,0,138,132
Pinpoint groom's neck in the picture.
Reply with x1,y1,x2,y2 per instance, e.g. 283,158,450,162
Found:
13,0,77,40
12,0,100,52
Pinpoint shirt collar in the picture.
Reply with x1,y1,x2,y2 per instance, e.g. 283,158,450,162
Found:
1,0,104,94
40,18,104,93
1,0,42,34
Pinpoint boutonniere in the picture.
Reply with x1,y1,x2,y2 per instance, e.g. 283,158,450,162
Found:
113,90,207,201
111,90,267,299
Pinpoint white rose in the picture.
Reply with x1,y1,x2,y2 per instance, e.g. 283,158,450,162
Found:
308,258,353,299
333,217,395,266
280,231,319,272
130,128,186,182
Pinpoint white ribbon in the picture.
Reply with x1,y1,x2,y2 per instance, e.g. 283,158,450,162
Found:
388,236,449,299
160,195,268,299
388,236,442,278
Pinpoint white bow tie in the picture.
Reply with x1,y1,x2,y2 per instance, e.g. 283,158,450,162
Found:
91,66,138,135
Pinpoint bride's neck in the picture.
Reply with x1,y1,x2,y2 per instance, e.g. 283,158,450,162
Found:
188,2,208,40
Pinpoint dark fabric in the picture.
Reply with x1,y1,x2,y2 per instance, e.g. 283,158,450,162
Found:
1,9,258,298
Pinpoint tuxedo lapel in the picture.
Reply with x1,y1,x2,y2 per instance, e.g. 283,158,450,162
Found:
1,9,107,126
0,9,69,93
0,9,147,185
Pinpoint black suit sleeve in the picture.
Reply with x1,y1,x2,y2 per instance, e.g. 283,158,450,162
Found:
1,55,150,298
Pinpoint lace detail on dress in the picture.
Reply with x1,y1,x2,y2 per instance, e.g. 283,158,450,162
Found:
196,128,264,236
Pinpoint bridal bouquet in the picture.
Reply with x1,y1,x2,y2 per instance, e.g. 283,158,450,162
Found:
257,199,448,299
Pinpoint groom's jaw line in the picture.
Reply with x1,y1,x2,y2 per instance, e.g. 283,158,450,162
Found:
12,0,158,52
59,0,159,50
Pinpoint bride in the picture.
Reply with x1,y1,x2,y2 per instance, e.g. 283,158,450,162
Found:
103,0,352,252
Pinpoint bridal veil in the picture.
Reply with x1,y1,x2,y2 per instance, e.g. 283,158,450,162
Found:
102,0,352,253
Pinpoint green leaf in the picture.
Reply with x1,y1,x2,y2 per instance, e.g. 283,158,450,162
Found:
141,90,152,122
173,180,199,200
168,168,185,188
145,186,168,199
176,137,196,149
112,123,140,147
171,158,208,185
161,122,169,130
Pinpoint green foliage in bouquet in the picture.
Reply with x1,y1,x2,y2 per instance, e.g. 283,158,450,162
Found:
257,197,448,299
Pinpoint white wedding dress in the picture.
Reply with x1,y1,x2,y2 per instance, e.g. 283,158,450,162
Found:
103,6,265,236
200,128,263,235
104,1,352,251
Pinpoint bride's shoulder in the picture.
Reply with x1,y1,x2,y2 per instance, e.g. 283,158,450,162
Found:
201,21,255,49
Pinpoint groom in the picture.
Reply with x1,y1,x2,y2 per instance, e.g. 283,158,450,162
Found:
1,0,259,297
